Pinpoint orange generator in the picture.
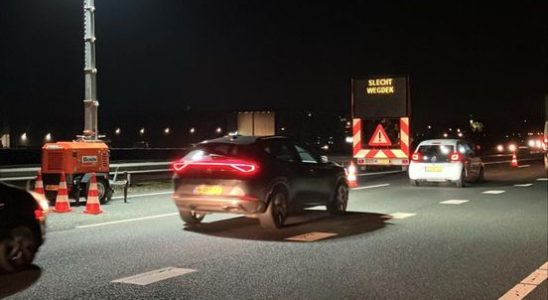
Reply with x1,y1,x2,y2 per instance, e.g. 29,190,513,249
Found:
41,141,112,204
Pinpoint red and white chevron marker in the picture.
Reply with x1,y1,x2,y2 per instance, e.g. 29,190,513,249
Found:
84,173,103,215
353,117,410,162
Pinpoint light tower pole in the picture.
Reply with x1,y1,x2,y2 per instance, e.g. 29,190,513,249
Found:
83,0,99,140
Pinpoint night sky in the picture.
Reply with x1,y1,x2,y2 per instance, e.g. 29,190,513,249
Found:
0,1,546,144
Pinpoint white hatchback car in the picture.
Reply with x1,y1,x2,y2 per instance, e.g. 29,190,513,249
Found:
408,139,484,187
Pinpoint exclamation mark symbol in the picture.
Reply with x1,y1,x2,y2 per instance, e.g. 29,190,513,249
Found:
378,132,381,142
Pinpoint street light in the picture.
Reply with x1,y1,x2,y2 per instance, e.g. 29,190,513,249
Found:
164,127,170,135
443,133,448,138
115,128,121,135
189,128,195,134
216,127,222,134
45,133,52,142
140,128,145,135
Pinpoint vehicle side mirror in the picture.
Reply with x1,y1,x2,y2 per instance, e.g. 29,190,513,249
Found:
320,155,329,164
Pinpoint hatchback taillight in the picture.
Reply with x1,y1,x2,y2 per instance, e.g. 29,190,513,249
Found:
411,152,422,161
450,152,463,162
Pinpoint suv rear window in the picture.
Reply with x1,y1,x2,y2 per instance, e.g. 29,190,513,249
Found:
185,143,255,159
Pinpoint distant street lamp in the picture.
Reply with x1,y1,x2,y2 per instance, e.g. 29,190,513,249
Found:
216,127,222,134
443,133,448,138
164,127,171,135
189,128,195,134
457,132,463,137
140,128,145,135
115,128,121,135
427,125,432,129
281,127,286,132
45,133,52,142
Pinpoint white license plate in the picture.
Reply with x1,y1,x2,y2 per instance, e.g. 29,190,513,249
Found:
425,165,443,172
193,185,223,196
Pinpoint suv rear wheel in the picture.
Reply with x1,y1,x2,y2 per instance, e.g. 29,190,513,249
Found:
180,209,205,225
259,187,288,229
327,182,348,215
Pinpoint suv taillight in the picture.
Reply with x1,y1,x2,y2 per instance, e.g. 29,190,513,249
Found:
450,152,463,162
173,159,259,176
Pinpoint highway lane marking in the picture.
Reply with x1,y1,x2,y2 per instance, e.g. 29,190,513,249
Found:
483,190,506,194
483,158,541,165
75,213,179,229
498,261,548,300
517,165,531,168
536,178,548,181
112,267,196,286
514,184,533,187
390,212,416,219
285,232,338,242
111,191,172,200
358,170,404,177
440,199,469,205
351,183,390,190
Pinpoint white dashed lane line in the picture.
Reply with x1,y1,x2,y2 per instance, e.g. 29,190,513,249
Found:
390,212,416,219
514,184,533,187
440,200,469,205
351,183,390,190
483,190,506,194
112,267,196,286
517,165,531,168
536,178,548,181
75,213,179,229
285,232,338,242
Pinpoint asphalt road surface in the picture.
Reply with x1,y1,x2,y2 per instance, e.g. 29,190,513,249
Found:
1,160,547,299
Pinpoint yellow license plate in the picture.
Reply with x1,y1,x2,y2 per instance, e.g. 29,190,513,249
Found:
425,165,443,172
45,185,59,191
376,159,390,165
193,185,223,195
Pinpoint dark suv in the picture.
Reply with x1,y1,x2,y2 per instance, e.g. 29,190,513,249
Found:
172,135,348,229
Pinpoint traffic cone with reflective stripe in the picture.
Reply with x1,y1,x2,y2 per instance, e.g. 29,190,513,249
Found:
347,161,358,188
84,173,102,215
54,172,72,213
511,152,519,167
34,170,45,197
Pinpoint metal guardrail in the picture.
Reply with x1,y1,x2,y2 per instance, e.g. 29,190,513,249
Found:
0,162,173,183
0,152,541,184
0,157,353,183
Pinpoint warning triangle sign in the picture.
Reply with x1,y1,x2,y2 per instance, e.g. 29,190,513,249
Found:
368,124,392,147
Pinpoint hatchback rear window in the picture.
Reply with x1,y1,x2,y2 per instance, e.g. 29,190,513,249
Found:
418,145,454,159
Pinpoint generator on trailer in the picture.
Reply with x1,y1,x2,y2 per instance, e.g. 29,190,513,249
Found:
39,1,114,204
42,141,112,204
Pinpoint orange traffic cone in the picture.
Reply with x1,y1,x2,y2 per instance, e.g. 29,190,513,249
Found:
347,161,358,188
54,172,72,213
84,173,102,215
511,152,519,167
34,170,45,197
